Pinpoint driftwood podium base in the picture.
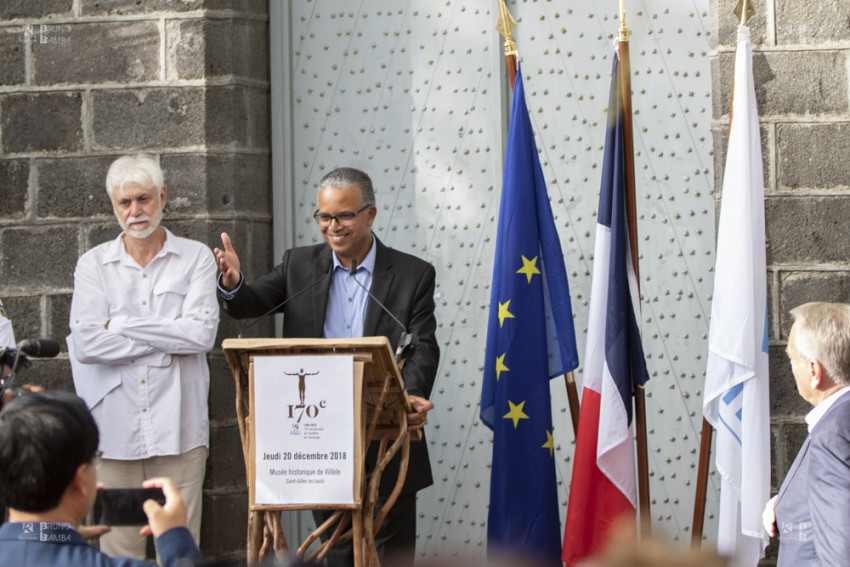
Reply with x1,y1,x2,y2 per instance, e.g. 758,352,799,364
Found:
249,509,287,563
223,338,415,567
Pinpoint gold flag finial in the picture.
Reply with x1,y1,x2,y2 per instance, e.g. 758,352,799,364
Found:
495,0,517,57
618,0,630,42
733,0,755,26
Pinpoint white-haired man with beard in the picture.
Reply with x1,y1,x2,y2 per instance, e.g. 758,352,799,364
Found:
69,154,219,560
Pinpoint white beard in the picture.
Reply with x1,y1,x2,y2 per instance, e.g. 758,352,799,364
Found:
121,207,162,240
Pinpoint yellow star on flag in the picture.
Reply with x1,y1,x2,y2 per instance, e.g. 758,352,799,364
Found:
516,255,541,283
542,429,555,457
503,400,529,429
498,300,515,327
495,353,509,381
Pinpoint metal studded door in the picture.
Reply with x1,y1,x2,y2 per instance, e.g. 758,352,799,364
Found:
271,0,719,559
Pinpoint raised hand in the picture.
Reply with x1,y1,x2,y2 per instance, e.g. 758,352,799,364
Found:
213,232,242,291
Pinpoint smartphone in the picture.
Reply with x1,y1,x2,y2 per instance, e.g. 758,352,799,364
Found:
92,487,166,526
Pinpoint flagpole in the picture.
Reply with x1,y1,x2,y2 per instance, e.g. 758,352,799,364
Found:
496,0,518,89
691,1,753,548
564,372,580,435
737,0,751,28
692,419,713,546
617,0,651,539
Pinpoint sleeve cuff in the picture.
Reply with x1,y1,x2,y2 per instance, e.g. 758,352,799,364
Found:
217,272,243,300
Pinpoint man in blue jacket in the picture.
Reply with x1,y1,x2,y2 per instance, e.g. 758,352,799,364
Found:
762,302,850,566
0,391,203,567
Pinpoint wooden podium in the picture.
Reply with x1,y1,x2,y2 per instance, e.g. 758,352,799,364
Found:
222,337,416,566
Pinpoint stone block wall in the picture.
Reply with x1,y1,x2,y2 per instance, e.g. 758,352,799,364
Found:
0,1,271,561
2,0,848,562
710,1,850,563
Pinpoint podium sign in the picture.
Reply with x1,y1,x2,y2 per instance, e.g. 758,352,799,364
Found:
252,355,356,506
223,337,410,565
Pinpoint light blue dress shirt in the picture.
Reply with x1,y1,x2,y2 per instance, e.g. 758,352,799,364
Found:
323,234,376,338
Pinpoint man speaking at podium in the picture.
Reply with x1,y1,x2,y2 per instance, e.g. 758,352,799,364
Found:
215,167,439,566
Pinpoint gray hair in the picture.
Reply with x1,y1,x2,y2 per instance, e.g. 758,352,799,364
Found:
318,167,375,207
105,154,164,197
791,302,850,386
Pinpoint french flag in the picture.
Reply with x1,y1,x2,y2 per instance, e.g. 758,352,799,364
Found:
562,52,649,566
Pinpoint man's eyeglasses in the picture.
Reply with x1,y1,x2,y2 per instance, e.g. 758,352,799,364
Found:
313,205,371,226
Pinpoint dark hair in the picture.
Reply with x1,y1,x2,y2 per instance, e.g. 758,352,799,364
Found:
0,391,99,512
318,167,376,206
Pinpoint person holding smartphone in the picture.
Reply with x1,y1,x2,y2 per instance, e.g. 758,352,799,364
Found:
0,391,203,567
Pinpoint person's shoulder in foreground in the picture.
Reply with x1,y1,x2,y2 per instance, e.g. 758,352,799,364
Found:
0,521,200,567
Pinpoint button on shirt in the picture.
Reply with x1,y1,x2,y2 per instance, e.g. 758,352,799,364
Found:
69,229,219,460
323,235,376,339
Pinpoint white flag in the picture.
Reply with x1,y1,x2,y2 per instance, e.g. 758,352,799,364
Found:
703,25,770,567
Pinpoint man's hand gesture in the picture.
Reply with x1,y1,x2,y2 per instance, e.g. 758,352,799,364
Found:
214,232,242,291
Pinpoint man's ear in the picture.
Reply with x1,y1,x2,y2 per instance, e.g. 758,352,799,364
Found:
809,359,827,390
69,464,89,496
63,463,96,521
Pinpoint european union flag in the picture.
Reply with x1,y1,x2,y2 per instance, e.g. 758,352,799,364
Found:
480,64,579,565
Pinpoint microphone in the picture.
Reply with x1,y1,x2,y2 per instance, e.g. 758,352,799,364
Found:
0,339,61,402
237,260,332,338
0,339,61,366
349,259,416,364
17,339,61,358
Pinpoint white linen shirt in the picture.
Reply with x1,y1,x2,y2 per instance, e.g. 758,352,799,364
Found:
0,299,14,347
69,228,219,460
806,385,850,433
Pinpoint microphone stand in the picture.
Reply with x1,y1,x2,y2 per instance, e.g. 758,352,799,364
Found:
235,261,332,339
348,259,416,365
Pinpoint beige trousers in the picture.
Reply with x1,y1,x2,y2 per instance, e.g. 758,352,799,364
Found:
96,446,207,560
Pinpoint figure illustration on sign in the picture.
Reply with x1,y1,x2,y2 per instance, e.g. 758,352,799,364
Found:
284,368,319,407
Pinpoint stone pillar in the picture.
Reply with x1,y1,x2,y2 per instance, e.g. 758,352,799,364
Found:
710,2,850,563
0,1,272,561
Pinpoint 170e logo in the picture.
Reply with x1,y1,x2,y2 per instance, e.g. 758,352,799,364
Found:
287,400,326,422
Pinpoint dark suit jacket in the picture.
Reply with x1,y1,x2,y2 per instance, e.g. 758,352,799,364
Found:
219,236,439,496
774,390,850,567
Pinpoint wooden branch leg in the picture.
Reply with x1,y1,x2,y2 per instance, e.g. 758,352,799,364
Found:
352,508,364,567
362,442,383,567
373,432,409,536
247,509,264,565
267,511,289,563
258,512,274,563
302,510,352,564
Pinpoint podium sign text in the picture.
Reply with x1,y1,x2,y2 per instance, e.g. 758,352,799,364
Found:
251,354,355,506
